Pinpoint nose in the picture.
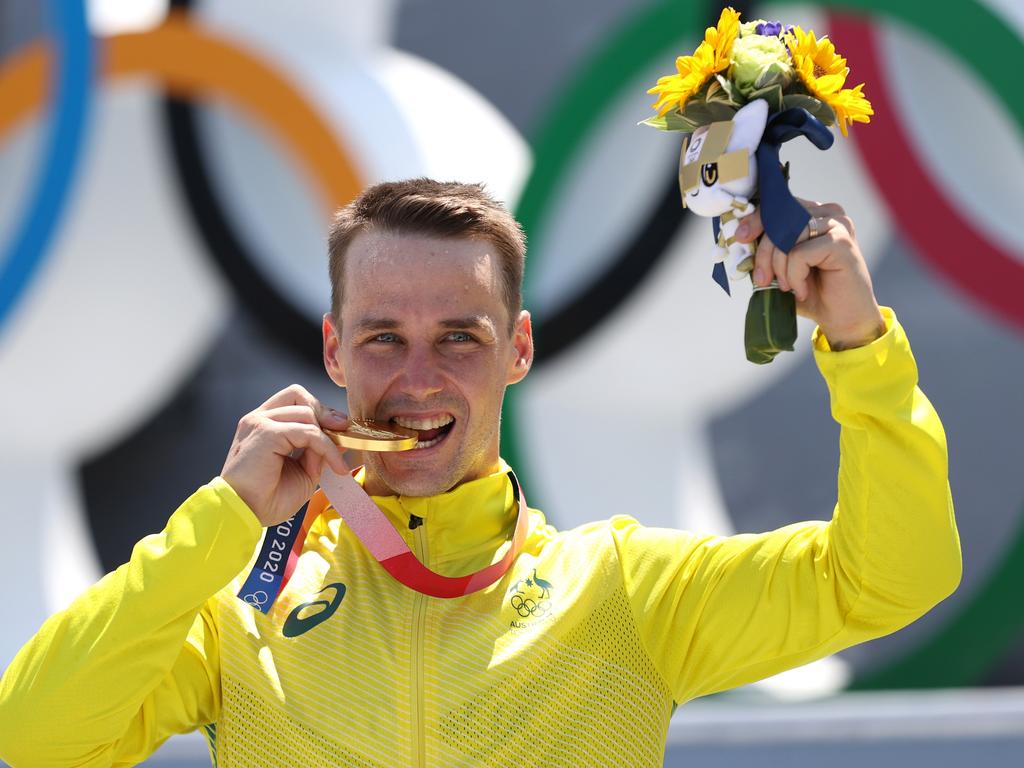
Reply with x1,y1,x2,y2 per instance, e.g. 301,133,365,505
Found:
398,344,445,400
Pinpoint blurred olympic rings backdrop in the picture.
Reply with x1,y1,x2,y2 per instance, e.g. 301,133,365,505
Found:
0,0,1021,696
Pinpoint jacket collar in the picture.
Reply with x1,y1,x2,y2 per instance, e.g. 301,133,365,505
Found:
351,460,519,567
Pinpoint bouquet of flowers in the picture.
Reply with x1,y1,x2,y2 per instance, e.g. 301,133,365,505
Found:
643,7,872,363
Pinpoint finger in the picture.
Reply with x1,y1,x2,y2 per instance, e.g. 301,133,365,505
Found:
818,202,845,219
786,250,814,302
734,209,763,243
795,198,845,218
259,384,337,425
771,243,790,292
262,404,350,431
267,421,349,475
738,202,836,246
741,202,829,250
799,215,818,245
299,448,324,483
785,231,837,301
796,214,836,247
321,408,349,428
796,200,856,240
259,383,318,410
263,404,320,426
835,213,856,240
258,385,348,428
753,234,777,287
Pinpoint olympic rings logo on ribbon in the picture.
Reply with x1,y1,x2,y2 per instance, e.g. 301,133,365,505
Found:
242,590,269,609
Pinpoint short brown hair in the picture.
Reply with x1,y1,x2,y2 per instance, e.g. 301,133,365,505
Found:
328,179,526,329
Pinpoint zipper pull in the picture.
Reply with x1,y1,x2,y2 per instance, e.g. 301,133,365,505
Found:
408,513,424,530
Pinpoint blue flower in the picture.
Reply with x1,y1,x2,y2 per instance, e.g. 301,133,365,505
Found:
756,20,784,37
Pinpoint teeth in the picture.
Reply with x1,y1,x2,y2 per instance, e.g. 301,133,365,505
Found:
393,414,454,431
414,435,444,450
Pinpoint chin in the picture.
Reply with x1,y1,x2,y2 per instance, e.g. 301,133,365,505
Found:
380,473,461,498
367,455,465,498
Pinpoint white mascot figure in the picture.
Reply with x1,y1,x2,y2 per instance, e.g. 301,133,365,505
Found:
679,98,769,284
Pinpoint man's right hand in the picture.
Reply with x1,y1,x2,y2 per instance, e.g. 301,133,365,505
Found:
220,384,350,527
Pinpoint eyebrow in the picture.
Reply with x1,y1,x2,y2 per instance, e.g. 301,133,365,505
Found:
439,316,496,333
352,317,400,334
352,316,497,334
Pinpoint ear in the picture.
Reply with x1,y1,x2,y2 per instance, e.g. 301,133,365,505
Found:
729,99,769,153
323,313,347,388
506,310,534,385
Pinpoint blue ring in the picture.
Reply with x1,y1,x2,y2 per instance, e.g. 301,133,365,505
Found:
0,0,93,333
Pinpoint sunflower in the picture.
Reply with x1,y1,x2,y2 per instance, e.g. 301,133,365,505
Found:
648,7,741,116
786,25,873,135
827,82,874,134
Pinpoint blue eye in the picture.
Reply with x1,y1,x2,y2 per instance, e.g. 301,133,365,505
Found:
372,333,399,343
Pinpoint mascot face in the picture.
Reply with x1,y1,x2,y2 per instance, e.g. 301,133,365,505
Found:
679,98,769,217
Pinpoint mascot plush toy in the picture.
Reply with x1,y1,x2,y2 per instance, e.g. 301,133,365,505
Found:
679,99,767,283
644,8,872,363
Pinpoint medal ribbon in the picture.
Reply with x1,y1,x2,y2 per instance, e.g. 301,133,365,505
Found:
238,467,527,610
236,497,318,614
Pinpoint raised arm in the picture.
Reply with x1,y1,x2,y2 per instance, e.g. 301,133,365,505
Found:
612,203,961,703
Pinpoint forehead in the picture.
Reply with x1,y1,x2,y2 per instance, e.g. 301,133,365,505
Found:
340,230,505,322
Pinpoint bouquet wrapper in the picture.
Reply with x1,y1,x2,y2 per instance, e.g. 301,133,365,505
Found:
745,284,797,364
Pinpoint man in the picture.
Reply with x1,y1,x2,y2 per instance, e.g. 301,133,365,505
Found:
0,179,960,767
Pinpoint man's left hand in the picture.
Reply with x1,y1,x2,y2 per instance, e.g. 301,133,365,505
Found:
734,199,885,351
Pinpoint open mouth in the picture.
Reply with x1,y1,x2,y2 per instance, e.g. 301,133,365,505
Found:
391,415,456,450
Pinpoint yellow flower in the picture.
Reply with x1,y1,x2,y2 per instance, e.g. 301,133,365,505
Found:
648,7,741,116
828,82,874,135
787,25,873,135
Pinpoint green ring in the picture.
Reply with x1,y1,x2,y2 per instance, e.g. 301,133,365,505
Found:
504,0,1024,688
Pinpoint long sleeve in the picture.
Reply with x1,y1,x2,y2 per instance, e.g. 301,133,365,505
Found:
0,477,262,767
613,307,962,704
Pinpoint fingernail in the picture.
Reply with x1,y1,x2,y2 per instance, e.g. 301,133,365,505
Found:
753,268,765,285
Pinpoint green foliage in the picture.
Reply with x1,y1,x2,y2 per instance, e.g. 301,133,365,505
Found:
782,93,837,125
639,110,699,132
681,97,738,126
752,61,793,92
745,83,784,112
707,74,743,106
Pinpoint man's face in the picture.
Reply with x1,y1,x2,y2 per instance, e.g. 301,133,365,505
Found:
323,230,532,497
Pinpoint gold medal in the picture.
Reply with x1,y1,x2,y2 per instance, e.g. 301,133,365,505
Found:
325,419,419,452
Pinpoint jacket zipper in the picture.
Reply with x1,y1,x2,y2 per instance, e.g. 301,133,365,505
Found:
410,517,429,767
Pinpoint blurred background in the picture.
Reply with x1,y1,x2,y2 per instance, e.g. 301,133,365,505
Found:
0,0,1021,765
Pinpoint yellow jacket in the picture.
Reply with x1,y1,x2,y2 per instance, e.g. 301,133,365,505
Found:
0,309,961,767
